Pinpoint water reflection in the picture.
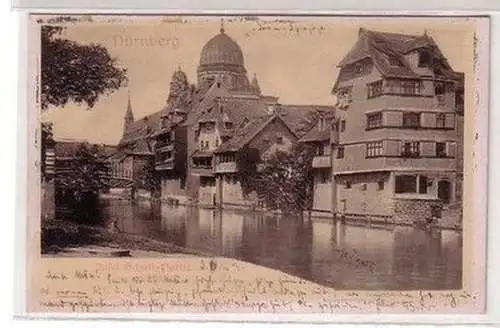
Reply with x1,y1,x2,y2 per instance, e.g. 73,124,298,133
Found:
99,199,462,290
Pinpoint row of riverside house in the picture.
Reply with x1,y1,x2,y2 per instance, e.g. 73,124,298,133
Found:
107,25,333,209
105,26,464,227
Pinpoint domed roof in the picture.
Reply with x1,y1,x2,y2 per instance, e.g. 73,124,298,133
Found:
199,28,245,68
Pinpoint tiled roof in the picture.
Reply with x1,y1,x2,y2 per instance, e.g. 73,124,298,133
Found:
214,114,276,153
125,138,154,155
336,28,461,85
186,82,231,125
299,111,336,143
276,105,334,138
119,111,163,146
106,151,128,162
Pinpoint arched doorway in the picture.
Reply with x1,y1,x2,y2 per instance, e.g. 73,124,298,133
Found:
438,180,452,204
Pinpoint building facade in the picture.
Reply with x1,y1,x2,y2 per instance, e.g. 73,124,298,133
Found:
299,112,337,217
328,28,464,224
108,25,332,208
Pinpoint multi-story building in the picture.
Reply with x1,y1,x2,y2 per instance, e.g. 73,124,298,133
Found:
108,25,332,208
299,111,336,217
329,28,464,224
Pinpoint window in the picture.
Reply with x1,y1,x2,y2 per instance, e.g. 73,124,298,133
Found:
435,82,445,95
318,169,330,184
401,141,420,158
240,117,249,128
215,139,219,147
395,175,417,193
318,118,325,130
337,87,352,108
419,176,428,194
418,51,432,67
402,112,420,128
368,80,383,98
435,82,446,105
345,181,352,189
336,146,344,159
386,79,423,96
388,55,403,66
366,112,383,129
377,181,385,190
340,120,346,132
360,184,367,191
317,145,325,156
436,142,447,158
354,63,363,73
366,141,383,157
436,113,446,128
455,92,464,113
180,176,186,190
276,134,284,144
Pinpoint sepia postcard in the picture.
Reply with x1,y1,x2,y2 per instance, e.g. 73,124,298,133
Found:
20,14,489,318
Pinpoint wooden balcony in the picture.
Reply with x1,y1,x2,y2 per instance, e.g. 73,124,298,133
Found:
155,158,174,171
312,155,332,168
215,162,238,173
191,165,214,177
156,143,174,153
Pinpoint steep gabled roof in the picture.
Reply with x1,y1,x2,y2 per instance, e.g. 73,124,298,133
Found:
186,82,232,125
119,111,162,146
125,138,154,156
214,114,285,153
299,111,336,143
276,105,334,138
335,28,461,91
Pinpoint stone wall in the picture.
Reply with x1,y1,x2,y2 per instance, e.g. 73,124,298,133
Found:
393,197,442,224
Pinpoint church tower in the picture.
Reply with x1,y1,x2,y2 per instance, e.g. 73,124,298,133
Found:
123,90,134,136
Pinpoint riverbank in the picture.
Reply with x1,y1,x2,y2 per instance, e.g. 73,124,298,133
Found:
41,219,199,257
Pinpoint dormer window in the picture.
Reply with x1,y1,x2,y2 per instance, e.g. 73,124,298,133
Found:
318,118,325,130
388,55,403,67
418,50,432,67
354,63,363,73
240,117,249,128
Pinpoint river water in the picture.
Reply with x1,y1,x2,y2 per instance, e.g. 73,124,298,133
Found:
99,199,462,290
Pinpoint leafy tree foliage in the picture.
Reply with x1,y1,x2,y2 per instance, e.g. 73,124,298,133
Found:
237,143,316,214
135,159,162,196
41,25,127,109
55,143,111,224
55,143,111,196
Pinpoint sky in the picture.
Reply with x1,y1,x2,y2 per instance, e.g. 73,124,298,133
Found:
39,16,477,145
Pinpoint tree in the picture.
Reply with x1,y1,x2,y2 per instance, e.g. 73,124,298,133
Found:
41,25,127,110
135,159,162,196
56,143,111,195
255,143,316,214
